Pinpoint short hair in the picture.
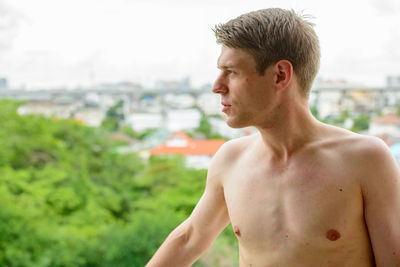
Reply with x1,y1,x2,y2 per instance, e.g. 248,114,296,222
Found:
213,8,320,96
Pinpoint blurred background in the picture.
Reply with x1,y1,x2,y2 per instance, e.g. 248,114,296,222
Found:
1,0,400,266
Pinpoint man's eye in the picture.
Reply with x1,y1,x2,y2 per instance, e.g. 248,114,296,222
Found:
226,70,235,75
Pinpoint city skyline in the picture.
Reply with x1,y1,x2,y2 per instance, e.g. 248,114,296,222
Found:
0,0,399,89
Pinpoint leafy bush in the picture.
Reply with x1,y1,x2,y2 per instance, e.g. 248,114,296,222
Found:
0,99,235,266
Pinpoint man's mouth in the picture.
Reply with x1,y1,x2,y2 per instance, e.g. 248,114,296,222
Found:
221,103,232,112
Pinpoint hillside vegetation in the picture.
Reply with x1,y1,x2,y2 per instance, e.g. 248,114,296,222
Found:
0,99,237,267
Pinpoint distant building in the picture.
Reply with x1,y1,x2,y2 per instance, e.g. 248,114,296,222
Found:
17,100,81,119
209,117,256,139
0,77,8,90
155,77,192,90
138,95,163,112
84,92,101,107
310,78,370,118
197,93,220,115
126,109,202,132
386,75,400,88
126,113,164,131
74,108,105,127
369,113,400,137
142,129,172,148
164,93,196,109
117,129,172,158
151,132,225,169
167,109,201,131
312,90,341,119
97,81,142,91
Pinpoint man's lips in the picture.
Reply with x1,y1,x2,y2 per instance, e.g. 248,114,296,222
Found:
221,103,232,112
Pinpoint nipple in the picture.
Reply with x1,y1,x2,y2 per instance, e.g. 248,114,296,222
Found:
233,225,241,237
326,229,341,241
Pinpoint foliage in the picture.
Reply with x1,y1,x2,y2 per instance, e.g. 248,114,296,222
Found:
310,106,319,119
106,100,124,122
196,113,212,138
101,117,119,132
121,125,138,139
351,113,370,132
0,99,237,266
318,107,371,133
193,113,228,140
101,100,124,131
332,109,350,124
136,128,158,140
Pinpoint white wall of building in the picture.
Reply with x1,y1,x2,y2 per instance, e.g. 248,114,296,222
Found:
126,113,164,131
74,109,105,127
316,91,342,119
167,109,201,131
197,93,220,115
186,155,212,169
369,123,400,137
17,101,79,119
164,94,196,109
209,117,255,139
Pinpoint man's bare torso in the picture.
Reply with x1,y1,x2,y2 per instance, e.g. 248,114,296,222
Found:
221,127,375,266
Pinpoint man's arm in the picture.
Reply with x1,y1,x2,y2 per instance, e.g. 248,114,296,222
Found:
361,138,400,266
146,144,232,267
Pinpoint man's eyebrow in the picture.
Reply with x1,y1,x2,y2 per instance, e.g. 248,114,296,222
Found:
217,64,236,70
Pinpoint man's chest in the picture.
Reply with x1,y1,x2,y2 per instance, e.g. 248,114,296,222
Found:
222,154,366,250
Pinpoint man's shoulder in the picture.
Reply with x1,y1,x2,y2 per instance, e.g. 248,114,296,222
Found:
209,133,257,170
318,124,394,173
346,133,396,173
316,124,385,153
218,133,257,156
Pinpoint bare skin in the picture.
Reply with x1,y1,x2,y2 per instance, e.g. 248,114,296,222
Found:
146,46,400,266
224,129,382,266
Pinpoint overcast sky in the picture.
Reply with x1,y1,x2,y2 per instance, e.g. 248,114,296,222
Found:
0,0,399,89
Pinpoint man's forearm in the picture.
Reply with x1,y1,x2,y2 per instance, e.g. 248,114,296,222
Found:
146,221,203,267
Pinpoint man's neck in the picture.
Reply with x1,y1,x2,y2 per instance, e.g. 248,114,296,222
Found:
255,101,322,163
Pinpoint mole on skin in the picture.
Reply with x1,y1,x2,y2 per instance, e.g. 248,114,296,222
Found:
326,229,341,241
234,225,241,237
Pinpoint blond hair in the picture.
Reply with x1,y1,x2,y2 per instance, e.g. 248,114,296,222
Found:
213,8,320,95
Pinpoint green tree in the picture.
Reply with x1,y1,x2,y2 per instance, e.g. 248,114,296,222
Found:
121,125,138,139
196,114,212,138
310,106,319,119
351,114,370,133
101,100,124,131
0,99,237,266
333,109,350,125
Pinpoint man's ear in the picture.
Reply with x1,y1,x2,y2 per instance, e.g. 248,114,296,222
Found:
274,60,293,92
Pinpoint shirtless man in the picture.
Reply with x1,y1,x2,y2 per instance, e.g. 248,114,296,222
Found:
147,8,400,266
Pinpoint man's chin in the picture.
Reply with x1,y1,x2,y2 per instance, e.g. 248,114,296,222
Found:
226,118,249,129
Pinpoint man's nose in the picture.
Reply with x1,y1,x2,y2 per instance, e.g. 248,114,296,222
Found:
212,74,228,94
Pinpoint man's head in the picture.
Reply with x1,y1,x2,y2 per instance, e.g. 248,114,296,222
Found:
213,8,320,96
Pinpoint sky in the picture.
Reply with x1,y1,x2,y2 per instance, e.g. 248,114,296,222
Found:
0,0,399,89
